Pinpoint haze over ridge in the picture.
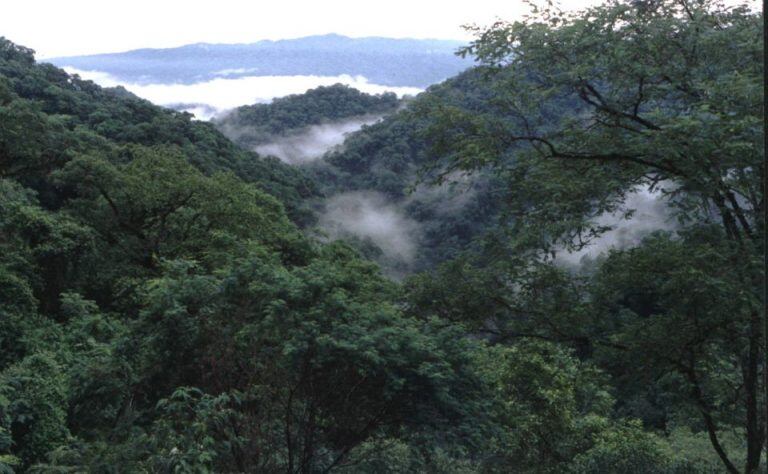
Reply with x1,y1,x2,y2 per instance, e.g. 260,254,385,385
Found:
47,34,473,88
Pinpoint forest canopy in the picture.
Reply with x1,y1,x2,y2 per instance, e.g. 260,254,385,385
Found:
0,0,764,472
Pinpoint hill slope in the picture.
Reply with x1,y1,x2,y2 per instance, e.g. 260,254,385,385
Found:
215,83,400,148
212,73,510,274
0,37,318,224
0,37,490,471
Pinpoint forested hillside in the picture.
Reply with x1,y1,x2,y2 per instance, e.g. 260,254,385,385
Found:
404,0,764,472
216,73,510,273
0,39,318,225
0,0,764,472
216,84,400,149
308,69,512,271
0,37,488,472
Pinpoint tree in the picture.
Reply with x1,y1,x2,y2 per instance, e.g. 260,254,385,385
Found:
590,229,762,473
0,354,69,470
124,244,492,472
416,0,764,471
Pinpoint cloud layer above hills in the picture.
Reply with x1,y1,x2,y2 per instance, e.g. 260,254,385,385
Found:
63,67,421,118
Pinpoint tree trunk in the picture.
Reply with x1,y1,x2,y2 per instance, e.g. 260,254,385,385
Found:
744,309,764,473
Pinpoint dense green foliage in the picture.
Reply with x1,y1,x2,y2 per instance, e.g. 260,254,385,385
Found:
0,39,317,225
406,0,764,472
0,0,764,472
0,39,490,472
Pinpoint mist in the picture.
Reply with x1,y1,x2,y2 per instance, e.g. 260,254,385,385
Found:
558,186,677,266
253,115,383,164
61,67,422,118
405,171,478,216
318,191,421,274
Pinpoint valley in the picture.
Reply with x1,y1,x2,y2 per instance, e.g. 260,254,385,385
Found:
0,1,763,471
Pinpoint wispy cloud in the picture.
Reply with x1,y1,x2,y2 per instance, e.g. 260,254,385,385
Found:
252,116,383,164
557,186,678,266
319,191,421,273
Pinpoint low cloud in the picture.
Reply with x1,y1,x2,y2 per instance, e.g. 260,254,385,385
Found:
319,191,421,274
62,67,422,118
169,103,222,120
253,116,383,164
558,186,677,266
405,171,478,216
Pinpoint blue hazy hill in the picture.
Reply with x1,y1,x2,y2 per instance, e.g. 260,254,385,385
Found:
48,34,473,87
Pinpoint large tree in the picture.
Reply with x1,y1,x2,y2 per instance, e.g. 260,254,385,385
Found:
415,0,764,471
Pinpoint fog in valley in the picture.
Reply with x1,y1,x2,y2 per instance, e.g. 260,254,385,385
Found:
318,191,422,273
253,115,383,164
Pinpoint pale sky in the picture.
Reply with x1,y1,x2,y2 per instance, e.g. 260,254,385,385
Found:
2,0,606,59
2,0,759,59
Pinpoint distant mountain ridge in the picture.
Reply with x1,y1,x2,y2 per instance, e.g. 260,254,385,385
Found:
47,34,473,87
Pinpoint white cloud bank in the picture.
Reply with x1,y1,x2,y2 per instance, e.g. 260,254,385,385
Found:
62,67,422,118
